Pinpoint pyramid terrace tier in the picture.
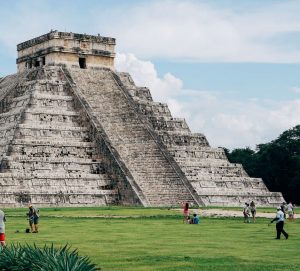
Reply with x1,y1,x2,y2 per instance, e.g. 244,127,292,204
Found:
136,100,172,118
9,143,97,159
3,156,108,174
0,192,118,207
201,193,284,207
15,124,89,141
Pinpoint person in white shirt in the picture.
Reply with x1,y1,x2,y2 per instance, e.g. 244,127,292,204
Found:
269,207,289,240
243,203,250,223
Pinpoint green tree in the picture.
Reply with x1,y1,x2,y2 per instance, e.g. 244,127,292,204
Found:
226,125,300,204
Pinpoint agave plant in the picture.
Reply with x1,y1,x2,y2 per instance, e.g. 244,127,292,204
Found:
0,243,99,271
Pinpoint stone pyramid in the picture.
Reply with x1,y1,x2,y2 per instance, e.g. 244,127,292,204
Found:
0,31,284,207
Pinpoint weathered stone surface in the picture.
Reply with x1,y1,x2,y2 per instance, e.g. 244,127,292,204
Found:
0,31,285,207
0,67,139,207
117,72,285,206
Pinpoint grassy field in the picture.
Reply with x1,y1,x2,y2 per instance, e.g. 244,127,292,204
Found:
3,207,300,271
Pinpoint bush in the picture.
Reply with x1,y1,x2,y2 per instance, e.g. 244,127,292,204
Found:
0,243,99,271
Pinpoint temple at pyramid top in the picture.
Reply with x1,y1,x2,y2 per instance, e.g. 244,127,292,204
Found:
16,30,116,72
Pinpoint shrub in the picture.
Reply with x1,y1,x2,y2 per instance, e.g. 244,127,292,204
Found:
0,243,99,271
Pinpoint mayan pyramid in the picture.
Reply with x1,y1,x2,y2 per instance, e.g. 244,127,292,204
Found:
0,31,284,207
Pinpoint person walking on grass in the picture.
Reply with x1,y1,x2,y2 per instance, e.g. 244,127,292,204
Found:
182,202,189,224
269,207,288,240
0,209,6,247
27,205,39,233
243,203,250,223
250,201,256,223
280,202,287,219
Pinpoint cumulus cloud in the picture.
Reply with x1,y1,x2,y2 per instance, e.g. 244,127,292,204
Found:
115,53,183,101
1,1,300,62
116,53,300,149
103,1,300,62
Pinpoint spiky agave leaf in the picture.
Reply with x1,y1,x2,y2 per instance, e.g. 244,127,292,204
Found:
0,243,99,271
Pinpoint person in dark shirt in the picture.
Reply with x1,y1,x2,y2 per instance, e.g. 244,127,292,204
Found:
27,204,40,233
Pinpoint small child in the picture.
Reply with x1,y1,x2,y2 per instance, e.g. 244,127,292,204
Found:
192,213,200,224
186,215,193,224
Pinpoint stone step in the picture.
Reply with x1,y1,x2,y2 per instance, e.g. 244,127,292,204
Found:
196,190,278,196
0,171,109,180
15,128,89,142
9,144,98,159
4,159,102,174
12,139,95,147
175,160,236,167
168,145,223,152
32,93,73,101
25,108,79,117
18,123,88,132
183,171,247,179
4,155,103,164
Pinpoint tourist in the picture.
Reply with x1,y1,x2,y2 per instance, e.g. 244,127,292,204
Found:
280,202,287,219
182,202,189,223
186,215,193,224
287,202,294,221
269,207,288,240
250,201,256,223
243,203,250,223
0,209,6,247
192,213,200,224
27,205,40,233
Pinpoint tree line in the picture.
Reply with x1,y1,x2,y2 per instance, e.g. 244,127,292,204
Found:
224,125,300,205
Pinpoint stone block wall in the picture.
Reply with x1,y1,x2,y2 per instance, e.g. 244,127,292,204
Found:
117,72,284,206
0,67,139,207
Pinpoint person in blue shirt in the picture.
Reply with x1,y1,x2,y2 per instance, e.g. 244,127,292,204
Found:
192,213,200,224
269,207,288,240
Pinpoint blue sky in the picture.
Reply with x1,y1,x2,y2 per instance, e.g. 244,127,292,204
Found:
0,0,300,149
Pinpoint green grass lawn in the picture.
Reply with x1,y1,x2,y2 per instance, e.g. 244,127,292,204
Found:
3,207,300,271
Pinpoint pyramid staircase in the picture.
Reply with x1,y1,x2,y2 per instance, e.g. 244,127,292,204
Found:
115,72,284,206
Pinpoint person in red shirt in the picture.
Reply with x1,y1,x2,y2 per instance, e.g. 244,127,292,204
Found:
182,202,189,223
0,209,6,247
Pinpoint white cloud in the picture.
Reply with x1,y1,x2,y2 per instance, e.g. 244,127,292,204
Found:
116,53,300,149
115,53,182,101
103,1,300,63
1,1,300,63
291,86,300,94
